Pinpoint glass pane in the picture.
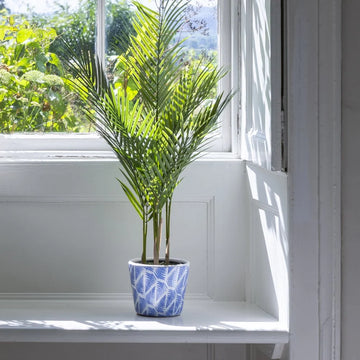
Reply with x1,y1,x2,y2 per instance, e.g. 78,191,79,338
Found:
0,0,95,133
105,0,218,67
104,0,218,108
178,0,218,63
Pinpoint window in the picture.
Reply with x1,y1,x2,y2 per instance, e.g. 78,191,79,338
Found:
0,0,239,156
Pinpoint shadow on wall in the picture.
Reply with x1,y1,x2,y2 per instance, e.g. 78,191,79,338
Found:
246,163,288,327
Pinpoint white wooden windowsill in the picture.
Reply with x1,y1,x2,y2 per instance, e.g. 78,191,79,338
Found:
0,299,289,344
0,150,240,163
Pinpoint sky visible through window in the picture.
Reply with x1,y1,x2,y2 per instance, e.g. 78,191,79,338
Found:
4,0,80,14
3,0,217,58
4,0,216,14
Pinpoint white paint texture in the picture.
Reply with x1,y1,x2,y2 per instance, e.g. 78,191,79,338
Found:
287,0,341,359
342,1,360,359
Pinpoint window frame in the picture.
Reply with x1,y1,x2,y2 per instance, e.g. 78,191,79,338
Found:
0,0,240,158
239,0,283,171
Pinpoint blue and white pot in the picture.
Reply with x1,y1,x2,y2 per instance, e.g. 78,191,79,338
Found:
128,258,190,317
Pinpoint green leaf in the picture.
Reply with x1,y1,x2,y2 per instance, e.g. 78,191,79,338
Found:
35,53,48,72
16,29,34,44
47,52,62,70
14,44,25,61
16,57,31,69
118,179,143,219
0,28,5,41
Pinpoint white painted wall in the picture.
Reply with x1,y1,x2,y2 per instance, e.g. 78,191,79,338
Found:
341,1,360,359
0,160,247,301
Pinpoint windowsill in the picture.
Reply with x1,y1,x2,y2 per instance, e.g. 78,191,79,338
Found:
0,150,116,162
0,299,288,344
0,132,239,161
0,150,241,163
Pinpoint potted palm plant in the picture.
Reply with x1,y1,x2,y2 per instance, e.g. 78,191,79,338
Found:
62,0,232,317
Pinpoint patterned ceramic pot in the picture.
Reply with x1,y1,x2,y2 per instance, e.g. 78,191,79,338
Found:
128,258,190,317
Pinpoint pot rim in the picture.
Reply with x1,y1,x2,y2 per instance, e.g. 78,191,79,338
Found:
128,258,190,267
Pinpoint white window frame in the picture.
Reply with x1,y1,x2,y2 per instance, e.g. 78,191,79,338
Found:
0,0,240,158
240,0,282,171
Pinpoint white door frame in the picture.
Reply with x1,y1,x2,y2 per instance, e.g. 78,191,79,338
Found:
287,0,341,359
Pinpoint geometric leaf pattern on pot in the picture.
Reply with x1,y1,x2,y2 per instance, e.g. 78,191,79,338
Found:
128,259,190,317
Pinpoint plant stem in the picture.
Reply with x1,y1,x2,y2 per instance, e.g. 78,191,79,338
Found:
153,210,162,265
165,198,172,265
153,212,157,264
141,208,148,264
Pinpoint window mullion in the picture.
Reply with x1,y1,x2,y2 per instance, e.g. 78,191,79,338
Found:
217,0,232,152
230,0,241,155
96,0,106,67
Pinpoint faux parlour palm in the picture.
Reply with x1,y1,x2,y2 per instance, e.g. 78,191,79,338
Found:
62,0,232,265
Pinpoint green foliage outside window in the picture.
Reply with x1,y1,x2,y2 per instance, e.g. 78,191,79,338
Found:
0,0,217,133
0,12,95,132
0,0,134,133
0,14,82,132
